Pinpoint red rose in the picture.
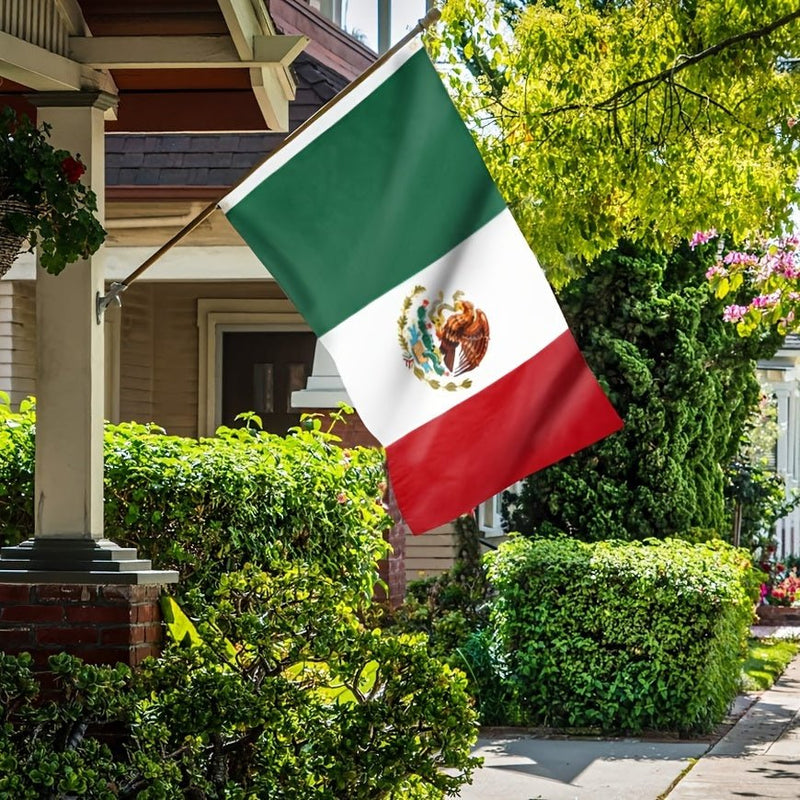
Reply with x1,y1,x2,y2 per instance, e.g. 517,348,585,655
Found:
60,156,86,183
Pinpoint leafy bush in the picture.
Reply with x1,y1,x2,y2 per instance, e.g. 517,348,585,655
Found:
0,400,389,599
0,652,131,799
485,536,759,733
0,401,481,797
0,567,480,799
383,517,516,724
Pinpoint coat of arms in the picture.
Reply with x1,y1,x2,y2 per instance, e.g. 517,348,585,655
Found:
398,286,490,390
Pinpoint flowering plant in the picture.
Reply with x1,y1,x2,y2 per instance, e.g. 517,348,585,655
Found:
694,228,800,336
0,107,105,275
758,555,800,606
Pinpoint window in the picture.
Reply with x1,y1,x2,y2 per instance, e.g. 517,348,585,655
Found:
196,299,307,436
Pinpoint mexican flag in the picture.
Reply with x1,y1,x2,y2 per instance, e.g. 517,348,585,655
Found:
219,39,622,534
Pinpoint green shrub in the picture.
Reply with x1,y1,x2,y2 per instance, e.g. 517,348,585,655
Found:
0,567,481,799
0,652,132,800
0,400,389,599
383,516,505,721
486,536,759,733
0,401,481,797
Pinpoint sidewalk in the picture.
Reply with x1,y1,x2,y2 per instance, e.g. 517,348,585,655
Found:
668,642,800,799
457,627,800,800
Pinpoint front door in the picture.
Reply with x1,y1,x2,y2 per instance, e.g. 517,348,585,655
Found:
221,330,316,435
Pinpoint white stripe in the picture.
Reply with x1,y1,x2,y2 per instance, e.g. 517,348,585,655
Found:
219,38,423,213
320,209,569,446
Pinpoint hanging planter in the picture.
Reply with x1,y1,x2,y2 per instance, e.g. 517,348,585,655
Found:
0,107,106,278
0,198,33,274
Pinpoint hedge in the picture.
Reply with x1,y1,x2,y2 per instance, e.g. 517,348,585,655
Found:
485,536,759,733
0,399,389,599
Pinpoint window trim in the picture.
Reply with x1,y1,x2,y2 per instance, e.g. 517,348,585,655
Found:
197,299,307,437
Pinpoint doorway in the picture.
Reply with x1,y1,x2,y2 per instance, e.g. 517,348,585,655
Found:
221,330,316,434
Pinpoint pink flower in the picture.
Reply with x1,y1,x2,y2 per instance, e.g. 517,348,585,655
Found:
751,291,781,310
723,250,758,266
689,229,718,249
705,264,728,280
336,492,348,504
722,304,748,323
789,118,797,128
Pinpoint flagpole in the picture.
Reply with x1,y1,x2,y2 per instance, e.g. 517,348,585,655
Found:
96,6,443,322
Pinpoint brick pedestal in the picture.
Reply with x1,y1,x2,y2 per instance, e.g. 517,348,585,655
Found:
0,583,166,669
756,604,800,626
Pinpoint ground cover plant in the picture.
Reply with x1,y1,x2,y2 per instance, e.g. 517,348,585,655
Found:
0,400,480,798
741,638,800,692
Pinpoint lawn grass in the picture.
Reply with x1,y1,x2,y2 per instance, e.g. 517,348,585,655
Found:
740,637,800,692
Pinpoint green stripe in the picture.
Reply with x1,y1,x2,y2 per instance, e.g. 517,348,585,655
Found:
225,48,506,335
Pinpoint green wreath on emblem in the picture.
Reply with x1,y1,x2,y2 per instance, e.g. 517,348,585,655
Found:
397,285,473,391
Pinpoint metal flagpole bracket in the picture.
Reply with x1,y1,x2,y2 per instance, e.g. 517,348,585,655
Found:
96,281,128,324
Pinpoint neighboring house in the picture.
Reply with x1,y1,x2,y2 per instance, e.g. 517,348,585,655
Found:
758,335,800,560
0,0,486,594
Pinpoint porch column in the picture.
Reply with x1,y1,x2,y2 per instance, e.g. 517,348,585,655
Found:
34,93,110,542
0,92,176,586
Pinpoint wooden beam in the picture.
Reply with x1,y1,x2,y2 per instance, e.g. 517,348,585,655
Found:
105,90,268,132
53,0,90,35
216,0,297,131
69,34,307,70
0,30,81,91
217,0,261,59
253,34,308,67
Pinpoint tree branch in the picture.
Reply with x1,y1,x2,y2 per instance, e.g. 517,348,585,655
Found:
537,7,800,119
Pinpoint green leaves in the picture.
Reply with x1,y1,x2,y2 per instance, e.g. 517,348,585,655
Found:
0,108,106,275
0,567,481,799
485,536,757,733
504,241,776,543
432,0,800,283
0,403,392,599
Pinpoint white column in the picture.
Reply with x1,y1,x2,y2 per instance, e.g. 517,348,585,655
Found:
291,341,351,409
377,0,391,53
30,92,116,540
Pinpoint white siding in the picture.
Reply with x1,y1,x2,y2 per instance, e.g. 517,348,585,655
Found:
404,522,458,583
0,281,37,407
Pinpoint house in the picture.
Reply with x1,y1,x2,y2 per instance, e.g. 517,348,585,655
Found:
758,335,800,560
0,0,489,601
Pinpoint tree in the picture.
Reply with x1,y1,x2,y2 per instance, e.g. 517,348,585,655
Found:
502,240,779,541
430,0,800,284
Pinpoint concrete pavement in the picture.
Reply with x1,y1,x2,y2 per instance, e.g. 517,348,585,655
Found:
456,734,708,800
457,627,800,800
668,644,800,799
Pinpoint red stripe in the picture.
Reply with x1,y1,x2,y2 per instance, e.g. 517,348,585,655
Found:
385,330,623,534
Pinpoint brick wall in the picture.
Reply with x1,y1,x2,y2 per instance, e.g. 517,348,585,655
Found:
325,412,380,450
0,583,164,669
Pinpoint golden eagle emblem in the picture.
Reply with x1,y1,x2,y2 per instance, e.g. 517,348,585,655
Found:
398,286,490,391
